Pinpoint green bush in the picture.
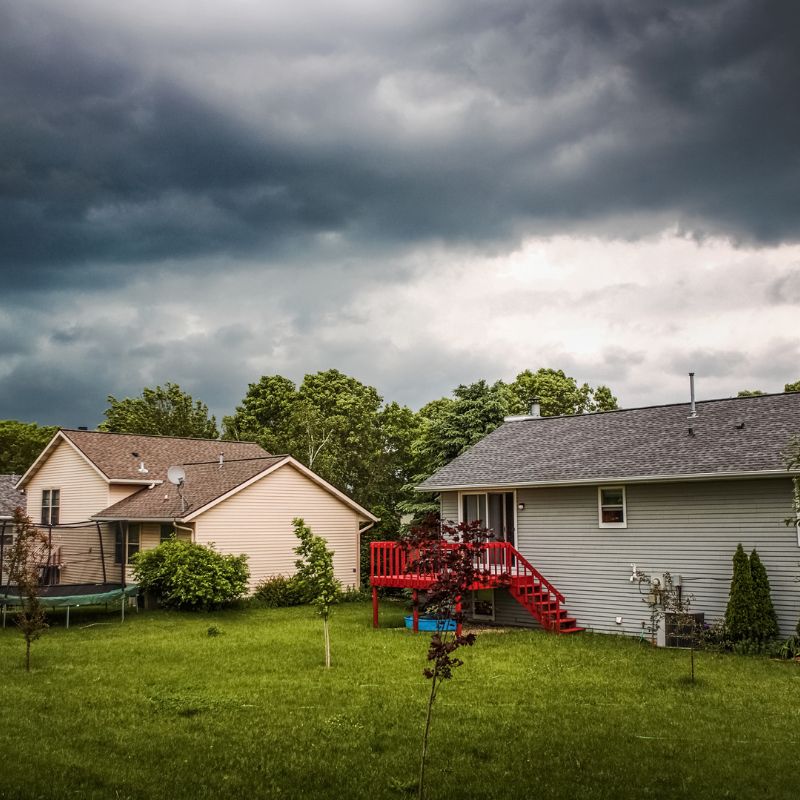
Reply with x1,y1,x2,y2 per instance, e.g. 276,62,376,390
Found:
252,575,309,608
725,543,755,641
132,540,249,611
749,549,779,641
339,586,370,603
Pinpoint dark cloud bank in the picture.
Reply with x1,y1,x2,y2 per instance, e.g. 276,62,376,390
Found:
0,0,798,424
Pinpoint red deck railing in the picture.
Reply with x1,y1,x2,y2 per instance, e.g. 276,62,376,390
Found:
370,540,573,633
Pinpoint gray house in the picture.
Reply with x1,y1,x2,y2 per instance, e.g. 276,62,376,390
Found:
417,392,800,638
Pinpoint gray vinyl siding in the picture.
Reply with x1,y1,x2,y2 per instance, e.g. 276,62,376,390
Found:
440,492,459,523
445,478,800,638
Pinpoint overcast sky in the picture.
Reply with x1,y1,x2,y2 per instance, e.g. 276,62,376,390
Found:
1,0,799,427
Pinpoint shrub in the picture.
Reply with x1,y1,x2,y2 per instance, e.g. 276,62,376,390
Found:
749,549,779,641
725,543,755,641
252,575,309,608
132,540,249,611
339,586,370,603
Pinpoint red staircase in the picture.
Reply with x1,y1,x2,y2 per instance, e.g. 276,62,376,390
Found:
370,540,583,634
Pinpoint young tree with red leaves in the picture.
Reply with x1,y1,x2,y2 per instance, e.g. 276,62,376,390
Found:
401,516,508,800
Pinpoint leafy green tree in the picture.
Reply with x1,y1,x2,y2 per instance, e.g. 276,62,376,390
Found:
132,539,249,610
749,549,779,641
725,543,755,641
737,389,766,397
508,368,618,416
0,421,57,474
293,517,341,668
99,383,218,438
222,374,297,453
784,380,800,393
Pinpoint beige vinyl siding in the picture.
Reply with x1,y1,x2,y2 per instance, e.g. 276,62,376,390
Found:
507,478,799,637
193,463,361,590
25,440,109,523
108,485,141,506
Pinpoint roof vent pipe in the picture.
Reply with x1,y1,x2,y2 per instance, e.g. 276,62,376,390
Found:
530,398,541,418
219,453,224,467
688,372,697,418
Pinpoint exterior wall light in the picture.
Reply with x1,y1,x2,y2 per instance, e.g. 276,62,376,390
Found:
517,502,525,510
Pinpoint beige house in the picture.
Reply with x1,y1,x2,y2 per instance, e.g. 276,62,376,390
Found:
15,429,376,590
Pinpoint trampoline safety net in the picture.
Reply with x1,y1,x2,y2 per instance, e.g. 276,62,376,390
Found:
0,519,137,608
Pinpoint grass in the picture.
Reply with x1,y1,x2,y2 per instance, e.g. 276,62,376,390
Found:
1,601,798,799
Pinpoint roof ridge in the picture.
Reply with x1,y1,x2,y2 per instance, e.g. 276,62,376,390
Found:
184,455,287,466
507,390,800,423
60,428,261,445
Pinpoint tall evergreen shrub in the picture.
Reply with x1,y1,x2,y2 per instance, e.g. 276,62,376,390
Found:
725,543,754,641
749,549,779,641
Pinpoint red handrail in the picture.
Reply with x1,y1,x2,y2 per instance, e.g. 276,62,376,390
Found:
369,540,566,632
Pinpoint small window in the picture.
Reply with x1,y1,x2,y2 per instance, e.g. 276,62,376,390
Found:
1,529,13,547
41,489,60,525
160,524,174,544
472,589,495,620
115,524,141,564
598,486,626,528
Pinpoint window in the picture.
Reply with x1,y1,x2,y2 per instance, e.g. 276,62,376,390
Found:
460,492,516,546
598,486,626,528
41,489,60,525
1,528,13,547
160,524,174,544
472,589,495,620
115,524,141,564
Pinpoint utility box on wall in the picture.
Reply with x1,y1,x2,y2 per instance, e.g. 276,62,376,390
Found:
658,612,704,648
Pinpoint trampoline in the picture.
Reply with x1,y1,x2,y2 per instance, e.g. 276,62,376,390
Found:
0,518,139,628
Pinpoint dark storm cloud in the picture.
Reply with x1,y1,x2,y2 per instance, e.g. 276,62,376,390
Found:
1,0,799,294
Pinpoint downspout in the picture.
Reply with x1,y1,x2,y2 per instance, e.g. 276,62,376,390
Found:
358,521,377,591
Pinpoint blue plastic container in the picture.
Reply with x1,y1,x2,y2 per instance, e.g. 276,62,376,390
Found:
404,615,457,632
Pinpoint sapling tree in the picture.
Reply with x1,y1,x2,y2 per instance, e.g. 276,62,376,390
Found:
6,508,50,672
293,517,341,668
401,516,507,800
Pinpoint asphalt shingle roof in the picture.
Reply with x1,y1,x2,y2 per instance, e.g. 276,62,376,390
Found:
60,429,269,481
418,393,800,490
0,474,23,518
95,456,287,520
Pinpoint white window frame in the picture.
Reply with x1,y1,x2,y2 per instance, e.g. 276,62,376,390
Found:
41,488,60,525
472,589,496,621
457,490,518,534
598,486,627,529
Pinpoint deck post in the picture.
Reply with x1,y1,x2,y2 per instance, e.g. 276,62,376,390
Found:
455,595,462,637
412,590,419,632
372,586,379,628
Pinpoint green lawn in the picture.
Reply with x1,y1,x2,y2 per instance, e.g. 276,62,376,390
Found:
1,602,798,799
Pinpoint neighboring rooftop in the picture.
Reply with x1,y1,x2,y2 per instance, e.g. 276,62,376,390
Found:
0,474,23,519
95,456,287,520
418,392,800,490
19,429,269,487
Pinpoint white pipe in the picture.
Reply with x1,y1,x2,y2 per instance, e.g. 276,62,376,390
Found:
689,372,697,417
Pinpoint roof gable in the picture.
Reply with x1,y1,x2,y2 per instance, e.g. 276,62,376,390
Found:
419,392,800,490
94,456,378,523
18,429,269,488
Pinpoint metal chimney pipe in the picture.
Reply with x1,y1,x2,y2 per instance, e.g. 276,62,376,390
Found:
530,397,541,418
689,373,697,418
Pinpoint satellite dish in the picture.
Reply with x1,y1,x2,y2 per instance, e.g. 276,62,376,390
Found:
167,466,186,486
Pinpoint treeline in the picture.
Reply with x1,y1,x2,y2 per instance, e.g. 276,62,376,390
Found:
1,369,617,532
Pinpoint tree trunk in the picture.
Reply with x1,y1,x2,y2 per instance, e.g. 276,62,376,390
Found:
25,636,31,672
418,674,438,800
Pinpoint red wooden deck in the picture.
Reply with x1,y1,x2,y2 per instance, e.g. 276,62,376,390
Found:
370,540,583,634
